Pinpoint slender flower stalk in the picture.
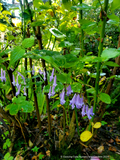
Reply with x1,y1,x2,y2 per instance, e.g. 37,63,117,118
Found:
75,106,80,136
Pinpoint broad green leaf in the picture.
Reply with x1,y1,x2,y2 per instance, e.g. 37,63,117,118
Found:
104,61,119,67
99,93,111,104
49,28,66,38
22,37,35,48
101,48,120,61
38,90,45,114
9,46,25,68
5,104,19,115
71,82,82,93
21,101,34,113
111,0,120,11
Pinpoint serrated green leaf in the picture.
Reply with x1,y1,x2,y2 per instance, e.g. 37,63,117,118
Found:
22,37,34,48
99,93,111,104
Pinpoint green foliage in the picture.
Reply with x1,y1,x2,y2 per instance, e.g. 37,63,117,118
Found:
3,153,13,160
22,37,35,48
99,93,111,104
31,146,39,152
8,46,25,68
5,96,34,115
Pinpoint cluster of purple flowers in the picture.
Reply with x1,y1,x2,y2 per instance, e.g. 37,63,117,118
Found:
0,68,6,82
12,72,27,96
47,69,94,120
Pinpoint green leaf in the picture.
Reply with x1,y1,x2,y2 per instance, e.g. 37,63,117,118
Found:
5,104,19,115
71,3,93,11
80,56,97,62
71,82,82,93
31,21,44,27
56,73,72,84
104,61,119,67
9,46,25,68
52,55,66,67
49,28,66,38
99,93,111,104
21,101,34,113
111,0,120,11
59,41,73,48
22,37,35,48
62,0,72,10
86,88,95,95
101,48,120,61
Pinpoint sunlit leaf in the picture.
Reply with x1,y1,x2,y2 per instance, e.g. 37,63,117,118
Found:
80,131,93,142
93,122,101,129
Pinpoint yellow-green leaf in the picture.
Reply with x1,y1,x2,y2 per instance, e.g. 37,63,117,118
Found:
93,122,101,129
80,131,93,142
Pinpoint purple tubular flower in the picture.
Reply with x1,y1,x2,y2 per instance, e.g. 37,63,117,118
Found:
66,85,73,96
53,75,57,87
16,75,19,89
12,74,16,86
43,71,46,81
52,86,55,96
50,68,54,82
32,65,35,75
0,68,6,82
70,93,77,109
60,89,66,105
23,87,27,96
75,94,84,109
17,71,26,85
38,68,43,75
48,86,52,99
2,70,6,82
87,106,94,120
15,84,21,96
81,105,86,117
85,105,89,115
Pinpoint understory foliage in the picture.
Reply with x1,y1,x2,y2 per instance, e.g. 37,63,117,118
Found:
0,0,120,159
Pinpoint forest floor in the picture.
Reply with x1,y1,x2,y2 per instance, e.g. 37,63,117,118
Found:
0,108,120,160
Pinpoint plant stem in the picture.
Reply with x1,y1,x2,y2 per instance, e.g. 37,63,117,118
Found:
88,0,109,131
74,107,80,136
37,26,51,137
